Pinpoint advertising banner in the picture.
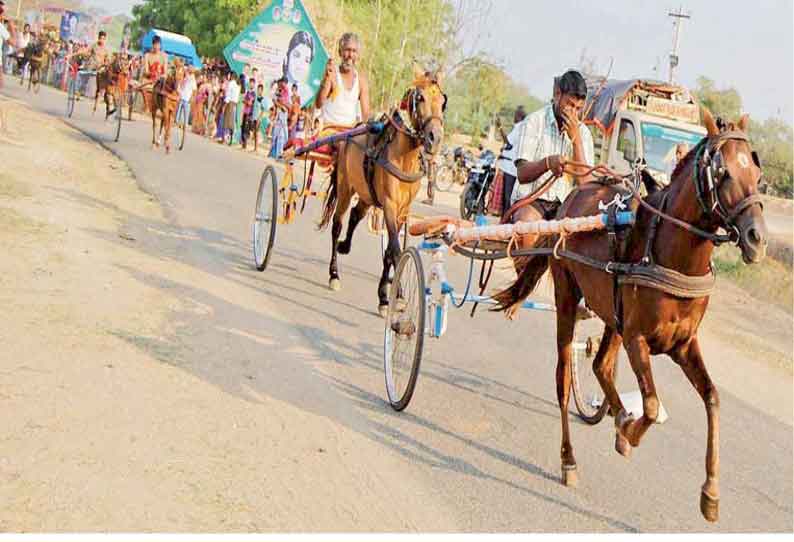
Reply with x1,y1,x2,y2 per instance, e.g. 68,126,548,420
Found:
223,0,329,107
59,11,97,44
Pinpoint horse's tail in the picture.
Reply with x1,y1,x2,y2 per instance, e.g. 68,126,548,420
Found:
318,166,338,231
492,235,554,315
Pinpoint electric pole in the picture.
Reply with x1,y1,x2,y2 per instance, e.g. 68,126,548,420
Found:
668,5,691,84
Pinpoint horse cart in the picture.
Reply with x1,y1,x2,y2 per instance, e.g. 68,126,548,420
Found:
382,207,636,422
65,57,129,143
252,122,388,272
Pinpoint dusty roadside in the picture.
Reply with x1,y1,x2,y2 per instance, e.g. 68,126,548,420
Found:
0,97,460,532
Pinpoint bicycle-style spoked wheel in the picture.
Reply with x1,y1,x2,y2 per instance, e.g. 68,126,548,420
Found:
175,114,186,150
435,164,453,192
66,75,76,118
253,165,278,271
384,247,426,411
571,316,615,424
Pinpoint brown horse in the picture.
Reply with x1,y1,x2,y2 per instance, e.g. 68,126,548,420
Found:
94,53,131,118
319,66,446,315
494,109,767,522
149,63,184,154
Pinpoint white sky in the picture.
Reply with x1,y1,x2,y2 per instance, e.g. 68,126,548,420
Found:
88,0,793,122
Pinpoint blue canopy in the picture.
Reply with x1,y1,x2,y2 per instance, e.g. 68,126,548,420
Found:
140,29,202,68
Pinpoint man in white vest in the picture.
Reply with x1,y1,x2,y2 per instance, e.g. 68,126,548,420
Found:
315,32,370,130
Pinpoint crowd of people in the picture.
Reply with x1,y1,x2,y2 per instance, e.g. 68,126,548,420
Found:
0,13,319,158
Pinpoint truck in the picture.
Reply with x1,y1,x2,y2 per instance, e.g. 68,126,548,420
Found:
581,79,706,185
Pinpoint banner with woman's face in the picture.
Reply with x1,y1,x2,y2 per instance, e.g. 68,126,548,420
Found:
223,0,329,107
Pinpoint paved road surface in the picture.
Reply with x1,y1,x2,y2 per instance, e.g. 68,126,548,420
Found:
3,82,791,532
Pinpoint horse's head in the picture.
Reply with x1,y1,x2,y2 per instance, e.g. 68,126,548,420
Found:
402,65,446,155
697,108,767,263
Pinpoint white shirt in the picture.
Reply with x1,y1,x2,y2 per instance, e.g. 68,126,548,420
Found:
0,24,10,50
179,74,196,102
497,125,519,178
17,32,30,51
225,79,240,104
511,103,595,205
321,66,360,127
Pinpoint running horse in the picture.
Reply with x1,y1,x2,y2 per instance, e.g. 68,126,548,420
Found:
22,36,48,91
148,62,184,154
319,65,446,316
494,109,767,522
94,53,131,119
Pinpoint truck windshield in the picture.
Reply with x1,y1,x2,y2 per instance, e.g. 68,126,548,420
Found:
640,122,704,174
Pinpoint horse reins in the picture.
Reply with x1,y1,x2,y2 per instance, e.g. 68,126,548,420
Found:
503,131,762,248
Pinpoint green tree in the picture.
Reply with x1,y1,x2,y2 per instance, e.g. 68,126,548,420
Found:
693,76,742,120
750,118,794,198
130,0,261,58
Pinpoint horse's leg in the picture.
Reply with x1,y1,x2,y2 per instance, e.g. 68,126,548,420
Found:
672,337,720,522
590,327,632,457
164,106,172,153
552,265,580,486
377,203,402,317
617,335,660,450
151,105,158,149
329,184,353,291
337,199,369,255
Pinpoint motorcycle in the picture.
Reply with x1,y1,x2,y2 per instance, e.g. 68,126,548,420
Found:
459,149,497,220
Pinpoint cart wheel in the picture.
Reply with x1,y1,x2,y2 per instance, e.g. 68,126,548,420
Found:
253,165,278,271
571,316,615,424
384,247,426,411
176,114,186,151
435,164,454,192
66,76,76,118
460,181,479,220
113,91,123,142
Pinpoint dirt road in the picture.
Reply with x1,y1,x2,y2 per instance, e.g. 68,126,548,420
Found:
0,88,791,532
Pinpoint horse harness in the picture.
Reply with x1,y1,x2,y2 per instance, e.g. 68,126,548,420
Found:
349,110,427,208
583,131,762,333
453,132,762,333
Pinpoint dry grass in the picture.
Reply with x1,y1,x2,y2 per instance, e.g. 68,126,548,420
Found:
713,244,793,314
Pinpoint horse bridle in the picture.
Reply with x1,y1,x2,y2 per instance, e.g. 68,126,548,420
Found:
399,84,446,149
694,130,764,242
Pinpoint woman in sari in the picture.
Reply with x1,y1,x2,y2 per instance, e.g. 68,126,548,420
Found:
192,73,209,135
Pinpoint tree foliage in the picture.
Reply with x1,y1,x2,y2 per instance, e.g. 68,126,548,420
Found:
129,0,541,138
694,76,793,198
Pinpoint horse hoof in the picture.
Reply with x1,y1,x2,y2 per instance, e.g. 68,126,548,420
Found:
329,278,341,291
378,304,389,319
337,242,351,255
561,464,578,487
615,432,632,458
700,491,719,522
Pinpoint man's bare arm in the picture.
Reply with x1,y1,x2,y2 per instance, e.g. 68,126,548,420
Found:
516,155,565,184
562,111,592,184
315,59,334,109
358,72,370,121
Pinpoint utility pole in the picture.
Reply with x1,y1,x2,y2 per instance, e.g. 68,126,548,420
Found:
668,5,691,84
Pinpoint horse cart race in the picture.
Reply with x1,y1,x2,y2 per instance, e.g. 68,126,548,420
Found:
382,107,767,523
64,53,130,143
253,67,447,316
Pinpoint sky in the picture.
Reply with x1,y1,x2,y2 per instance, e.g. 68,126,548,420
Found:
86,0,793,122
